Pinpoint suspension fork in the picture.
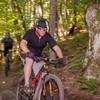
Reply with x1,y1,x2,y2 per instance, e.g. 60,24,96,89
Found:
41,73,53,97
49,79,53,96
33,76,43,100
41,77,46,96
42,79,53,97
33,72,47,100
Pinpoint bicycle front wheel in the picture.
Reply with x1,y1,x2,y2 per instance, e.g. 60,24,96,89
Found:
16,75,33,100
38,74,65,100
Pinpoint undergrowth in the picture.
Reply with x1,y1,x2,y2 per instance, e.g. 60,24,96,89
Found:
77,76,100,94
60,32,88,70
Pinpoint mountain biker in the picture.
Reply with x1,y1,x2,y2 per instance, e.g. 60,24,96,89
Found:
1,31,14,61
20,18,66,91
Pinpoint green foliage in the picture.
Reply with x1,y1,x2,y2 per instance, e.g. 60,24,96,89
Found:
77,76,100,92
16,0,27,7
96,9,100,21
60,32,88,69
79,0,92,4
0,0,91,38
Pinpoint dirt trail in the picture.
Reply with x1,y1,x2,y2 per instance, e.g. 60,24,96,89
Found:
0,63,100,100
0,63,19,100
49,67,100,100
0,64,19,92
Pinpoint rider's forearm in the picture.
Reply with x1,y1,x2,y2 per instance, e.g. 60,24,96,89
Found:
20,40,30,53
53,45,63,58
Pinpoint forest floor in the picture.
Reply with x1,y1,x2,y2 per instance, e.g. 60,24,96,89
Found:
0,60,100,100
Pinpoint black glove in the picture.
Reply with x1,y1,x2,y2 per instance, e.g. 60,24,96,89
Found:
58,57,66,65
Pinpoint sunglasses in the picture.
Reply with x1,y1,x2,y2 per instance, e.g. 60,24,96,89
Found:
37,27,47,31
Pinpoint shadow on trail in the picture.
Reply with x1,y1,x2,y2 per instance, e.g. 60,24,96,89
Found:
0,90,16,100
0,63,20,100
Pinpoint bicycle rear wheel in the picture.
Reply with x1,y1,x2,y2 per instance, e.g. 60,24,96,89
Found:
38,74,65,100
5,56,10,77
16,75,34,100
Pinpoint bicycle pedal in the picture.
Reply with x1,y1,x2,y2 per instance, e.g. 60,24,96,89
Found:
23,86,33,95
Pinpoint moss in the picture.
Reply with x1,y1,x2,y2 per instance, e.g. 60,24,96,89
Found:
96,9,100,21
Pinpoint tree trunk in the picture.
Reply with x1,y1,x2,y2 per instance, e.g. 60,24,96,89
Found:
49,0,57,36
49,0,58,60
84,3,100,80
69,0,77,35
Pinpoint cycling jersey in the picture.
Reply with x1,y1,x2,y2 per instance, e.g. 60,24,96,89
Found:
23,29,57,57
1,37,14,56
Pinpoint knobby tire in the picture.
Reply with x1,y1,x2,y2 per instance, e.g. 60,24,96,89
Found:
36,74,65,100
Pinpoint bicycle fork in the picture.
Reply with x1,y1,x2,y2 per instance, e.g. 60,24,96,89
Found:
33,73,47,100
42,79,53,99
33,78,54,100
33,77,42,100
49,80,53,97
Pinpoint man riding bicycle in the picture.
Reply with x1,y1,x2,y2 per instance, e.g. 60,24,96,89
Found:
1,31,14,76
1,31,14,61
20,18,66,92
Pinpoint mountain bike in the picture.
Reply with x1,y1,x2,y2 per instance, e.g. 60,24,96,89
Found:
4,50,12,77
16,57,65,100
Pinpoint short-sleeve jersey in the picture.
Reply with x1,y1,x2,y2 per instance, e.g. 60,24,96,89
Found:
23,29,57,57
1,36,14,56
1,37,13,50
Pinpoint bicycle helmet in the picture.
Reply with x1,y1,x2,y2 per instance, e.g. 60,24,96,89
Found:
5,31,10,37
35,18,49,29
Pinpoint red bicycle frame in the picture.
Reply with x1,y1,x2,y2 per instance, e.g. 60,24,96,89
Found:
31,72,41,88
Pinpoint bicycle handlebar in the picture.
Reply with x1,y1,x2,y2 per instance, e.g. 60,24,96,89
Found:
34,57,62,65
19,53,67,65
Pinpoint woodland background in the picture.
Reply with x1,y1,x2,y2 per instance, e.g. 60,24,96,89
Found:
0,0,100,99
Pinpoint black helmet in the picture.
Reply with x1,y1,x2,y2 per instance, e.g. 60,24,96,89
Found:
6,31,10,36
35,18,49,28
